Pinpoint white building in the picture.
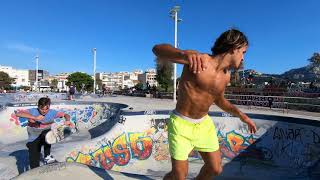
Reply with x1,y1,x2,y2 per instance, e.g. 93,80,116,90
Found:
51,72,70,92
138,69,158,88
0,65,30,87
96,72,123,90
96,70,144,90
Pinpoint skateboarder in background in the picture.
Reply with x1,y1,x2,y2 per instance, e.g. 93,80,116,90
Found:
15,97,72,169
69,84,76,100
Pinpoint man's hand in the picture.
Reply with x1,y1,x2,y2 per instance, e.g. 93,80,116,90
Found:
183,50,210,74
28,118,36,123
34,115,45,121
240,115,257,134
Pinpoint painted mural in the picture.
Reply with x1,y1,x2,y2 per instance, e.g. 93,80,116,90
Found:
0,103,117,144
65,116,262,170
8,104,115,129
65,114,320,177
11,93,68,102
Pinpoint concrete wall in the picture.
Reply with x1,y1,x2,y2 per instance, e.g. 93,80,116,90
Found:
64,111,320,179
3,107,320,179
0,103,119,144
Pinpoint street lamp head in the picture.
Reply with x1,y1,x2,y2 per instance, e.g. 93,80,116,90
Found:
169,5,180,14
93,48,96,51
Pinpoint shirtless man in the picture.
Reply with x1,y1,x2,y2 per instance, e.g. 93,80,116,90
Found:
152,29,257,180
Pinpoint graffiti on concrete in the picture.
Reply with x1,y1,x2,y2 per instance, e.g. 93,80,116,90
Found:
273,127,303,141
12,93,67,102
219,130,273,164
65,117,263,171
270,125,320,171
150,118,169,161
10,109,30,127
66,132,153,169
8,104,114,129
64,115,320,177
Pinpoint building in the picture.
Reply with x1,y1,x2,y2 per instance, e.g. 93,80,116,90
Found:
0,65,30,87
28,70,50,90
29,70,49,82
96,70,144,90
96,72,124,90
138,69,158,88
50,72,71,92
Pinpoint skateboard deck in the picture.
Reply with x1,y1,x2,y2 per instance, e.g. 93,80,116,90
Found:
45,123,74,144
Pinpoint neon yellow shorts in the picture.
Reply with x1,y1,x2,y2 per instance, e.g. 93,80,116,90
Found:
167,113,219,160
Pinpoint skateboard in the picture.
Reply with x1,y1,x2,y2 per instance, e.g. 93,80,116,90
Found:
45,122,75,144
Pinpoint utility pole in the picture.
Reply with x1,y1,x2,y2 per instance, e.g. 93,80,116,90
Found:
169,5,182,102
93,48,96,94
35,55,39,91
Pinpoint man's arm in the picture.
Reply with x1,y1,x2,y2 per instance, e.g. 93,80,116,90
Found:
214,93,257,133
152,44,189,64
15,112,44,123
152,44,208,73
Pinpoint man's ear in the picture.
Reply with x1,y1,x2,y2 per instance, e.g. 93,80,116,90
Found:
228,48,235,54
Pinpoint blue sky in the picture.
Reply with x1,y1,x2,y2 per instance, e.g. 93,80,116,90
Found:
0,0,319,76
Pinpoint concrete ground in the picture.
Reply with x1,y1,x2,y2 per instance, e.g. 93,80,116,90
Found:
79,95,320,120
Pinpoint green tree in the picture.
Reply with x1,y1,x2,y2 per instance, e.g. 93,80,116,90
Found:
155,58,173,92
308,52,320,79
0,71,14,89
134,82,144,90
230,69,240,87
50,79,58,90
308,53,320,66
66,72,93,92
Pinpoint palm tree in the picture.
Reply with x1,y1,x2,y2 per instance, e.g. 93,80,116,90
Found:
308,53,320,66
308,53,320,79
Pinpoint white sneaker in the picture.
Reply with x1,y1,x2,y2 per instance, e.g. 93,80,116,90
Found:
44,155,56,164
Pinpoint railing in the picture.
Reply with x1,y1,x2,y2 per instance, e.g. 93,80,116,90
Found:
225,94,320,113
225,87,320,98
226,98,289,113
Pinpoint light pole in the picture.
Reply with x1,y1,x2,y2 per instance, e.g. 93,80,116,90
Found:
170,5,182,102
35,55,39,91
93,48,96,94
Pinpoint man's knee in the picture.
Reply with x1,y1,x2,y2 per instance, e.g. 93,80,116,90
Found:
173,167,188,179
210,165,223,176
164,171,188,180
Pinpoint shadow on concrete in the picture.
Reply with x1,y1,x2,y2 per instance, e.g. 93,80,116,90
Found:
87,165,114,179
9,149,29,174
88,103,127,139
217,116,320,180
88,165,156,180
88,111,119,139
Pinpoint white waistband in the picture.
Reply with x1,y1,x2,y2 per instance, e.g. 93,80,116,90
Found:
172,110,207,124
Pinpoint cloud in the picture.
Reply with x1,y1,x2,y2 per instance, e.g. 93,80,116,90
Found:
5,43,50,54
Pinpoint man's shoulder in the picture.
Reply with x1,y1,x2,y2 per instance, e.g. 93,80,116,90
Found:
28,108,39,115
47,109,59,115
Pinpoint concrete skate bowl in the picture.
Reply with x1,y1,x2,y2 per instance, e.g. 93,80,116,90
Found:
3,93,69,103
2,92,104,104
13,110,320,179
0,101,127,179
